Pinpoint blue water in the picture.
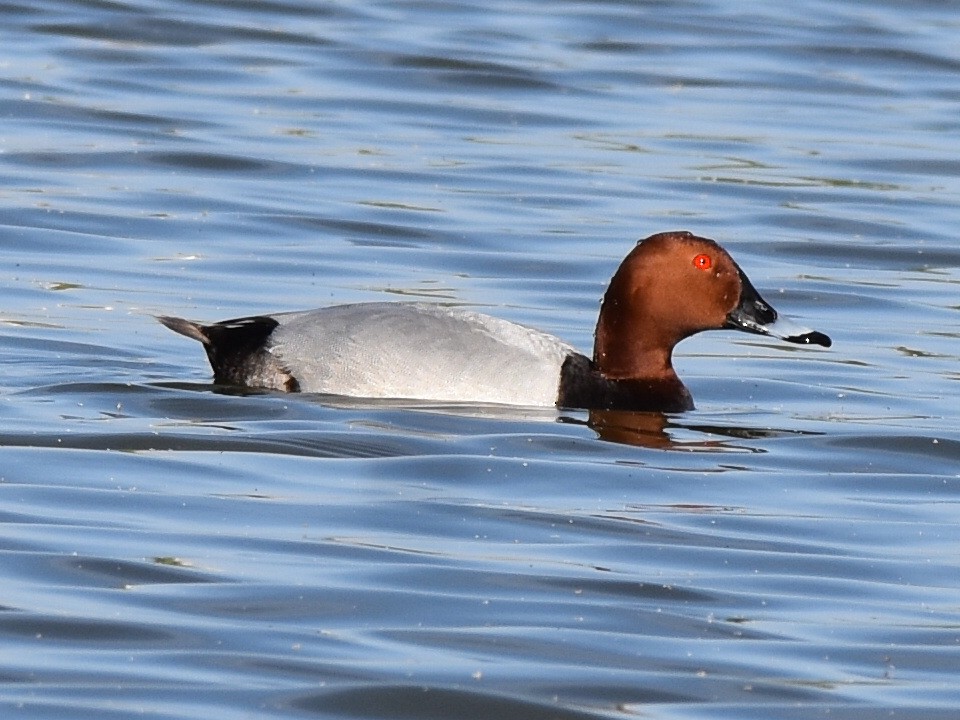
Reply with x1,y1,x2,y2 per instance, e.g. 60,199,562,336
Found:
1,1,959,718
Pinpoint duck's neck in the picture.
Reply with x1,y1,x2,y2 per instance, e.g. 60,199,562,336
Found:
593,305,678,383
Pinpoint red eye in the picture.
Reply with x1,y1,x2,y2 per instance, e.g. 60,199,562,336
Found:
693,253,712,270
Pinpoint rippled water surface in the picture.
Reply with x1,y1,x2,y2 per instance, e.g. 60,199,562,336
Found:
2,1,959,718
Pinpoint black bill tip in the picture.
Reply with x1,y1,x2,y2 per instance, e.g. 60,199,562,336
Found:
784,330,831,348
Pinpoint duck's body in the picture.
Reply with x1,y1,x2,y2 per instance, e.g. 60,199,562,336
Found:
161,303,578,405
160,231,830,411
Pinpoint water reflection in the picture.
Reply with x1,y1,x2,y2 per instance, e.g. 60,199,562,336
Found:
154,383,796,453
582,409,673,448
578,409,816,450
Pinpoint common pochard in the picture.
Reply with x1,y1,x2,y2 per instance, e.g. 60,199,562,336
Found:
159,231,830,412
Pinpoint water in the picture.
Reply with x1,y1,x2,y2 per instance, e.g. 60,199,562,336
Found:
1,1,959,718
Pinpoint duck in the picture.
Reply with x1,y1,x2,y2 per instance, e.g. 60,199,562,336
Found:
158,231,830,412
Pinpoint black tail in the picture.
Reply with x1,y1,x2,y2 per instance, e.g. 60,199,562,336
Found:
158,314,298,391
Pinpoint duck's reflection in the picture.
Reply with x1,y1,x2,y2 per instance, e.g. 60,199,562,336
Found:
167,381,810,452
571,409,810,450
585,409,674,448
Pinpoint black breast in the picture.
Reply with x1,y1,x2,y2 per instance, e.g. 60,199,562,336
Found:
557,354,693,412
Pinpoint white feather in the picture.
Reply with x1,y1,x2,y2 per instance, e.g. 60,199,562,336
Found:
266,303,577,406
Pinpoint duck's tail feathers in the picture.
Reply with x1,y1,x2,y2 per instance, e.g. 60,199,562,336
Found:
156,315,211,345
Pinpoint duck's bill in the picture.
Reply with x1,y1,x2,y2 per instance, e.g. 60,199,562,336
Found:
725,270,832,348
731,311,832,347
